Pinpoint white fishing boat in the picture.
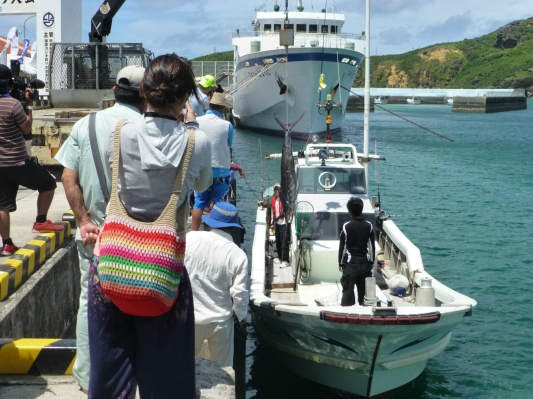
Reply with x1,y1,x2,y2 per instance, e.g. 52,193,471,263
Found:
406,97,421,105
230,1,365,139
249,2,476,397
374,96,388,105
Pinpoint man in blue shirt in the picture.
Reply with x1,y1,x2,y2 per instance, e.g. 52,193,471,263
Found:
192,93,234,230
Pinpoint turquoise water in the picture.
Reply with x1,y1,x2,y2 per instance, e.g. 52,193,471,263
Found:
230,102,533,399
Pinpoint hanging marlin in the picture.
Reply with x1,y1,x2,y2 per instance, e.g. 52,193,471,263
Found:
274,113,304,224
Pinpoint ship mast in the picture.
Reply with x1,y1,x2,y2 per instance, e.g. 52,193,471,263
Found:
363,0,370,190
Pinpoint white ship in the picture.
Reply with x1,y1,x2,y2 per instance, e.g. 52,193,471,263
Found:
230,1,365,139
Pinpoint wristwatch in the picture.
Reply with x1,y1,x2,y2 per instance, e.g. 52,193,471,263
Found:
27,106,34,110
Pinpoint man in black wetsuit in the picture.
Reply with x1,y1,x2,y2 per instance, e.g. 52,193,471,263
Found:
338,196,376,306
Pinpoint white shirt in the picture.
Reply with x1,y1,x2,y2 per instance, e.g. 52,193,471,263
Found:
185,229,249,324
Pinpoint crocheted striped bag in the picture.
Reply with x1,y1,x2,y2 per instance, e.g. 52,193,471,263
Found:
97,121,194,317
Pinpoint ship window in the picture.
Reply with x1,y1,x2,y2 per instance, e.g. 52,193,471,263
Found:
331,25,338,33
309,24,318,33
284,24,294,29
321,25,329,33
298,168,366,194
297,24,307,32
264,24,272,32
274,24,282,32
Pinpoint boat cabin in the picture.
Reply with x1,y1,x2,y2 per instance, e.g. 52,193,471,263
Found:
253,12,345,35
292,143,376,284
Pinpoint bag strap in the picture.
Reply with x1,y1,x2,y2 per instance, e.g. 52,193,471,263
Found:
88,113,110,202
172,128,195,230
108,119,128,215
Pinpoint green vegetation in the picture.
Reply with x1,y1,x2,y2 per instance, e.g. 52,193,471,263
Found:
192,51,233,62
354,17,533,89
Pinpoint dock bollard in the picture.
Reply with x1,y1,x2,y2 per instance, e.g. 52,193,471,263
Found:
233,315,247,399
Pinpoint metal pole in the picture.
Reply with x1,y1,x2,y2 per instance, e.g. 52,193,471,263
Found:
71,46,75,90
95,44,100,90
363,0,370,190
119,44,123,69
23,15,35,40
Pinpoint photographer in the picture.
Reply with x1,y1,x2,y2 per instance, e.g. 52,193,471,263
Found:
0,64,63,257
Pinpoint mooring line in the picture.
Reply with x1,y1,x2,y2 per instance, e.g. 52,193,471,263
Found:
342,86,455,142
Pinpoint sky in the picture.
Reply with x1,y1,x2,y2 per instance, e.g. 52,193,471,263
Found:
0,0,531,59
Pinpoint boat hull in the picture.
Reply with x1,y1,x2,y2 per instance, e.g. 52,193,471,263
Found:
231,47,363,139
251,302,463,397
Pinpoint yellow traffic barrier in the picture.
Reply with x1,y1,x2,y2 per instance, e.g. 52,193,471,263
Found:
0,221,72,301
0,338,76,374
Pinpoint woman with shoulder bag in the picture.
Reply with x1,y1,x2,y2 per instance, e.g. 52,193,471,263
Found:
87,54,213,399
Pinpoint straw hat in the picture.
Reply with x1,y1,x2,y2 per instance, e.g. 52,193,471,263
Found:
208,92,233,109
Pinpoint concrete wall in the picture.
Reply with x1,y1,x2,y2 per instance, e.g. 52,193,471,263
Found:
452,96,527,113
50,89,114,108
0,240,80,339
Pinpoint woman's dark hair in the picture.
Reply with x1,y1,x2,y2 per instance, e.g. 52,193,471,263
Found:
142,54,199,108
347,196,364,217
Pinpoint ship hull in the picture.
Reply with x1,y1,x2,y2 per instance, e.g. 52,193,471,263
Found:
231,47,363,139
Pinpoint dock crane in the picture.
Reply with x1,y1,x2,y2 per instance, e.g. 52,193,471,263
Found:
87,0,127,88
89,0,127,43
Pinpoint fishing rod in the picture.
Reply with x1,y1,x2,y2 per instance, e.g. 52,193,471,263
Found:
341,85,455,142
231,156,262,202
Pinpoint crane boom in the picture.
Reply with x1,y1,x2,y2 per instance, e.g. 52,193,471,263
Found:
89,0,127,43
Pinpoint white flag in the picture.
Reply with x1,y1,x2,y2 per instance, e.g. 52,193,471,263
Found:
30,41,36,59
6,27,17,43
10,37,19,56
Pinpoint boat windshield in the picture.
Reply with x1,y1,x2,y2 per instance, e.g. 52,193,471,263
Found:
298,167,366,194
300,212,374,241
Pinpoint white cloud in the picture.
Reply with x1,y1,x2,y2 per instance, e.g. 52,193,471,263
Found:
0,0,530,59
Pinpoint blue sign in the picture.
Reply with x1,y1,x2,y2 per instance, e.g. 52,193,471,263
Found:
43,12,54,28
18,39,30,64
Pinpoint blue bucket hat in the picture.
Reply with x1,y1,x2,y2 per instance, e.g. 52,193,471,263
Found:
202,202,243,229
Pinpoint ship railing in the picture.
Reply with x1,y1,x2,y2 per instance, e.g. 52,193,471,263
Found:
232,31,364,40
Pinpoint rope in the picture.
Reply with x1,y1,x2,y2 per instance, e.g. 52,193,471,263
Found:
229,62,280,96
341,86,455,142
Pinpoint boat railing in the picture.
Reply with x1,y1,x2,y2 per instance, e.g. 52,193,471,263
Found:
232,31,364,41
379,219,424,278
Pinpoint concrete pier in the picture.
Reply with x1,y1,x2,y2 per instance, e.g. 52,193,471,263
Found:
452,96,527,113
0,183,239,398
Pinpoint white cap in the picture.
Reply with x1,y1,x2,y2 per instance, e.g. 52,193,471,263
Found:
116,65,145,91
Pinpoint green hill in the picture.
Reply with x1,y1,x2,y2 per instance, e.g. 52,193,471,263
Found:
354,17,533,89
192,51,233,62
192,18,533,89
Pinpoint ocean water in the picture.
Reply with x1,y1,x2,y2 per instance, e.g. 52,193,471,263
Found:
230,102,533,399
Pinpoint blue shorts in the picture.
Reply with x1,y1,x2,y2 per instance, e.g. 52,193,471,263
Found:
194,177,229,209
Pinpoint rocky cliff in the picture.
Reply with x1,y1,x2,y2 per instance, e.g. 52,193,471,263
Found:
355,17,533,90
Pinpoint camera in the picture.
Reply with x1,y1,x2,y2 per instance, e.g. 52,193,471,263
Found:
8,60,46,108
11,77,46,105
